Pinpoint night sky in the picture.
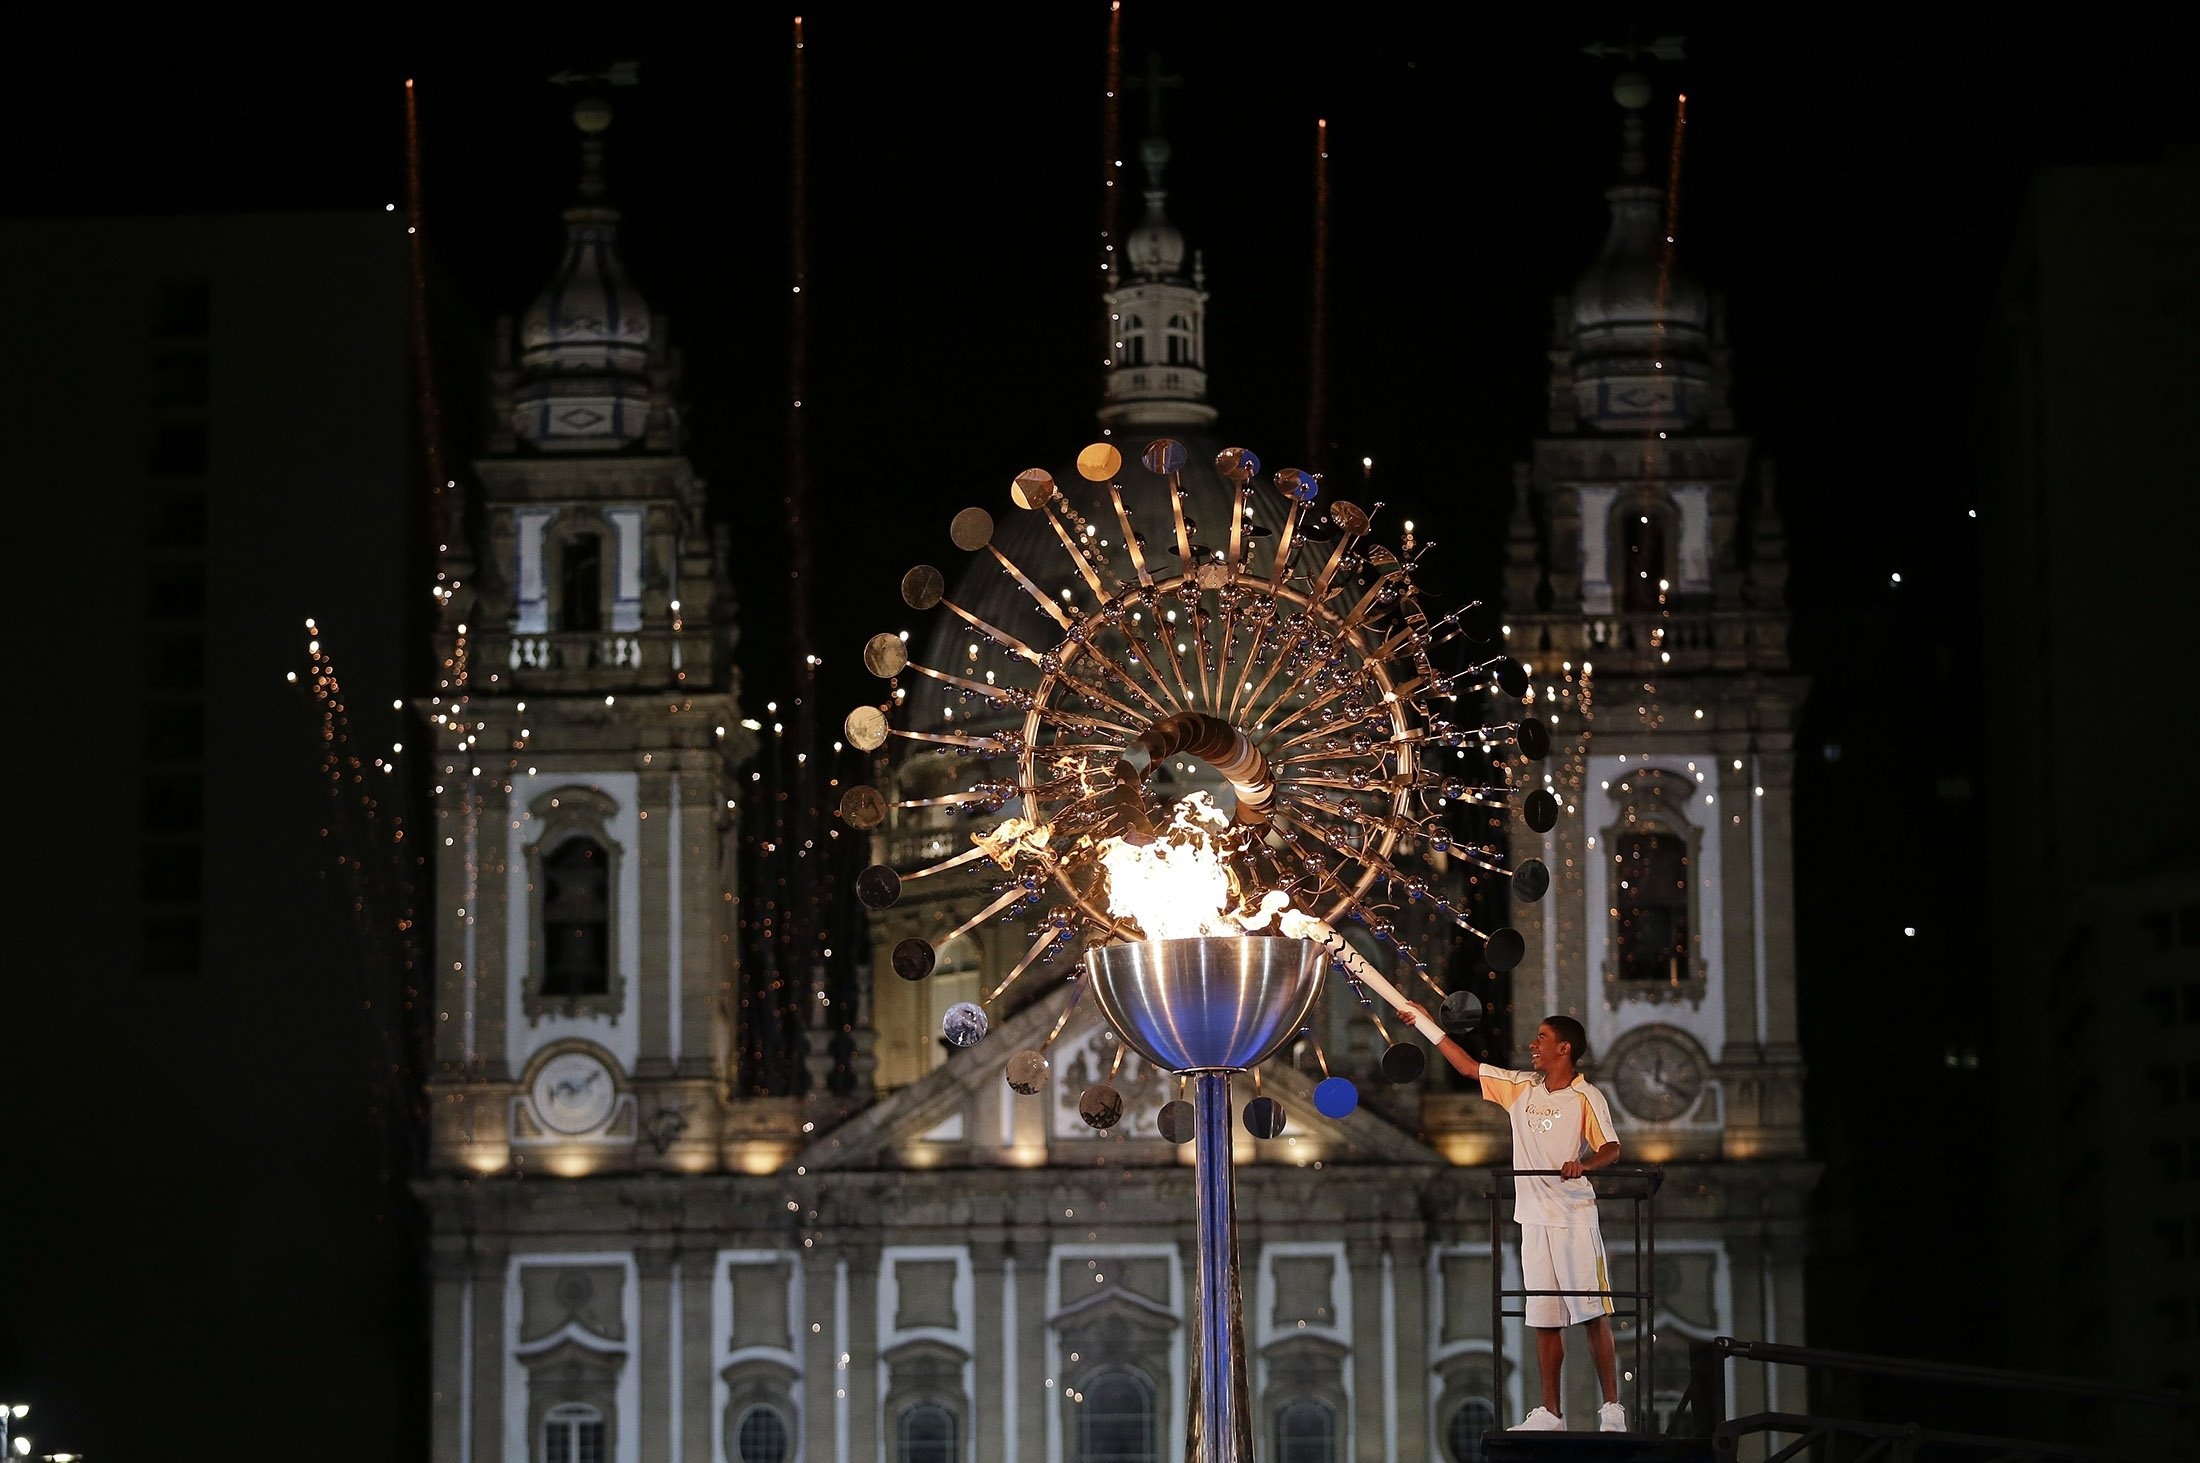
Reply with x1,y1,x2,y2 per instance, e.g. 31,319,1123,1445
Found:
9,0,2198,1447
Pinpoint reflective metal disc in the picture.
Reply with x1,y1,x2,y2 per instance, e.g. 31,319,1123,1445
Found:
855,863,902,909
1328,500,1371,535
1242,1095,1287,1139
1078,1083,1125,1129
1156,1099,1197,1145
950,507,995,551
1006,1049,1049,1094
901,564,945,610
1141,438,1187,475
1214,446,1261,482
1439,989,1484,1032
1380,1041,1427,1084
1313,1075,1360,1119
1511,858,1550,903
840,784,888,829
844,705,889,751
892,937,936,981
1274,467,1320,502
1523,789,1559,833
1011,468,1057,510
863,632,909,678
1494,658,1530,699
1516,716,1552,760
943,1001,989,1047
1484,926,1526,971
1076,442,1123,482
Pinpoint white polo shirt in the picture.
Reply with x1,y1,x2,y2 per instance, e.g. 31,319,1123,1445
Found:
1479,1066,1618,1228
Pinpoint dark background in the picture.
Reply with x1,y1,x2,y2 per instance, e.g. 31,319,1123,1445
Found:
7,0,2197,1451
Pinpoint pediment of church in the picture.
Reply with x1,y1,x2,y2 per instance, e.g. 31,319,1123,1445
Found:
800,979,1447,1173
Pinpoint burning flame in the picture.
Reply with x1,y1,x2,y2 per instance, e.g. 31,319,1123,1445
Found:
1099,793,1286,940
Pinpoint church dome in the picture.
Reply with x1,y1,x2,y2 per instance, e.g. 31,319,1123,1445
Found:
1567,183,1713,433
1124,137,1186,280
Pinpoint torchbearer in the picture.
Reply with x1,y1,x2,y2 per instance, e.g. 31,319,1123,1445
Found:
1403,1006,1629,1434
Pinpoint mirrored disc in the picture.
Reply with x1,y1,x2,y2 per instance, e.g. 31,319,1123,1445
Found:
855,863,902,909
901,564,945,610
1379,1041,1427,1084
1495,658,1530,699
1242,1095,1287,1139
863,632,909,678
1511,858,1550,903
1523,789,1560,833
1484,926,1526,971
892,937,936,981
943,1001,989,1047
1078,1083,1125,1129
1006,1049,1049,1094
1328,499,1371,535
1313,1075,1360,1119
1440,989,1484,1032
1156,1099,1196,1144
1516,716,1552,760
840,784,888,829
1459,601,1499,644
950,507,995,551
1076,442,1123,482
1141,438,1187,475
1215,446,1261,482
1011,468,1057,510
844,705,889,752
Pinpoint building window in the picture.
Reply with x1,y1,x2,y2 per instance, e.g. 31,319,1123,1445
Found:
1445,1398,1497,1462
897,1402,956,1463
1617,508,1669,611
559,533,606,633
1613,830,1689,983
735,1404,791,1463
1165,313,1193,365
1078,1367,1157,1463
1276,1399,1336,1463
543,1403,605,1463
1123,314,1146,365
542,837,612,997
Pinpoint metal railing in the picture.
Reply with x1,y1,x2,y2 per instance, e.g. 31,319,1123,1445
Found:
1669,1335,2200,1461
1486,1164,1665,1427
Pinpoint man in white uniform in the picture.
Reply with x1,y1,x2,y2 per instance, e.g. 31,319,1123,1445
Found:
1402,1008,1627,1433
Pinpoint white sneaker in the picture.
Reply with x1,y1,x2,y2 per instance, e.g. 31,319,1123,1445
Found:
1598,1400,1627,1432
1508,1406,1566,1431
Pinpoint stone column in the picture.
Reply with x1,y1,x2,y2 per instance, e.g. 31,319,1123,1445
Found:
637,767,675,1078
638,1242,677,1463
476,778,512,1080
471,1243,508,1463
1715,736,1759,1065
681,1254,715,1463
1388,1227,1432,1461
970,1239,1007,1463
434,786,471,1070
1349,1240,1386,1463
429,1240,469,1463
803,1250,838,1463
847,1242,883,1463
1012,1231,1049,1461
676,756,719,1077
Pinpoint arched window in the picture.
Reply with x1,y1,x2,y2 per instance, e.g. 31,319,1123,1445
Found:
558,533,605,632
542,836,612,996
1275,1399,1336,1463
1617,508,1668,612
734,1404,791,1463
544,1402,605,1463
897,1402,956,1463
1078,1367,1157,1463
1444,1398,1497,1463
1164,314,1193,365
1122,314,1146,365
1613,830,1689,983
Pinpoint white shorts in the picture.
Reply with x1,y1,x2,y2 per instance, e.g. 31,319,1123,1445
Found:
1520,1222,1613,1328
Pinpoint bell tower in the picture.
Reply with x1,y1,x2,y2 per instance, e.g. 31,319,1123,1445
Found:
1497,66,1814,1422
422,92,753,1180
1100,54,1216,430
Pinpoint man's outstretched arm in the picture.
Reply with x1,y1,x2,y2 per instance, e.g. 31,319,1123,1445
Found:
1399,1002,1480,1078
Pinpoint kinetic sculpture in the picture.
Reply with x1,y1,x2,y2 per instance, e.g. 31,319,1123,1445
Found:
841,439,1552,1461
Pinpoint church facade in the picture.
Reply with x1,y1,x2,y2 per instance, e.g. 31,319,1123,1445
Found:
419,77,1811,1463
